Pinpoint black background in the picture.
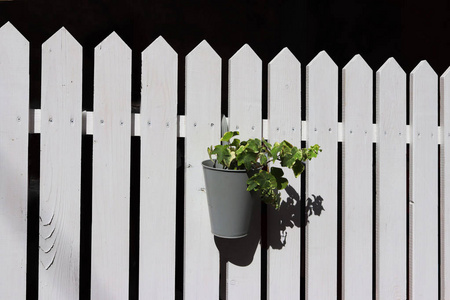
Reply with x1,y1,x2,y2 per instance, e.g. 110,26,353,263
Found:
1,0,450,112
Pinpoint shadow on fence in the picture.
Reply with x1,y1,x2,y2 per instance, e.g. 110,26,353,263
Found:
214,186,325,263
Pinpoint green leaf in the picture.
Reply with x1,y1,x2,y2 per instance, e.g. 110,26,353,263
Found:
207,146,213,160
230,138,240,148
220,131,239,142
211,145,232,166
237,151,258,170
236,144,248,156
270,142,282,158
259,152,268,166
271,167,288,190
247,170,277,191
292,160,305,177
280,147,303,168
246,139,261,153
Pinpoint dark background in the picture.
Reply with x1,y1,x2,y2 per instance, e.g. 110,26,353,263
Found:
1,1,449,299
1,0,450,112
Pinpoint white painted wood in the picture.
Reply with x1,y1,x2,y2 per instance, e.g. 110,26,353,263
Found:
375,58,407,300
91,32,131,300
409,61,439,299
184,40,221,300
267,47,301,300
139,36,177,299
441,67,450,300
305,51,338,300
0,22,29,300
39,27,82,300
227,44,262,299
342,55,373,299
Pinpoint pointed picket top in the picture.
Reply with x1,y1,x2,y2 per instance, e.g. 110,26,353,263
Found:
411,60,438,81
95,31,131,53
186,40,220,62
343,54,372,74
143,36,177,58
230,44,261,64
377,57,405,76
42,27,81,52
443,66,450,79
0,22,28,46
269,47,299,67
307,50,337,70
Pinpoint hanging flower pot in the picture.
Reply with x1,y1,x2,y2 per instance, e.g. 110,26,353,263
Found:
202,131,322,239
202,160,256,238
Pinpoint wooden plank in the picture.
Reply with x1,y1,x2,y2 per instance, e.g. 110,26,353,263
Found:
139,36,178,299
305,51,338,300
441,67,450,300
39,27,82,300
341,55,373,299
226,44,262,299
267,47,301,300
184,40,221,300
409,61,439,299
375,58,407,299
0,22,29,300
91,32,131,299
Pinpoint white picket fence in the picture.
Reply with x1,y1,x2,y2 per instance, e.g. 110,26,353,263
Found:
0,21,449,300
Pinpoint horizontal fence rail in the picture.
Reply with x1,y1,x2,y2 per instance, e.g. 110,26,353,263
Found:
1,21,450,300
28,109,445,143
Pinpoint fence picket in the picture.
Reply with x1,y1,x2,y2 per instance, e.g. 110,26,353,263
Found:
441,67,450,300
267,48,301,300
342,55,373,299
39,28,82,300
305,51,338,300
409,61,439,299
0,22,29,300
225,44,262,299
91,32,131,299
139,36,178,299
375,58,407,299
184,41,221,300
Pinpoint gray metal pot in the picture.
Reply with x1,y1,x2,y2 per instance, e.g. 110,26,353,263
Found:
202,160,256,238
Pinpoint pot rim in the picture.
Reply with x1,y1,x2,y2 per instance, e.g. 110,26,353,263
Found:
201,159,248,173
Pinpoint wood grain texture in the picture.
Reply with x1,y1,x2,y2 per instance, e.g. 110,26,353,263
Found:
91,32,131,300
184,40,221,300
342,55,373,299
305,51,338,300
39,27,82,300
409,61,439,299
441,67,450,300
375,58,407,300
0,22,29,300
267,48,301,300
226,44,262,300
139,36,177,299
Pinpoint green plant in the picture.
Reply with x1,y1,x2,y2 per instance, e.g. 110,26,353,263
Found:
207,131,321,209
